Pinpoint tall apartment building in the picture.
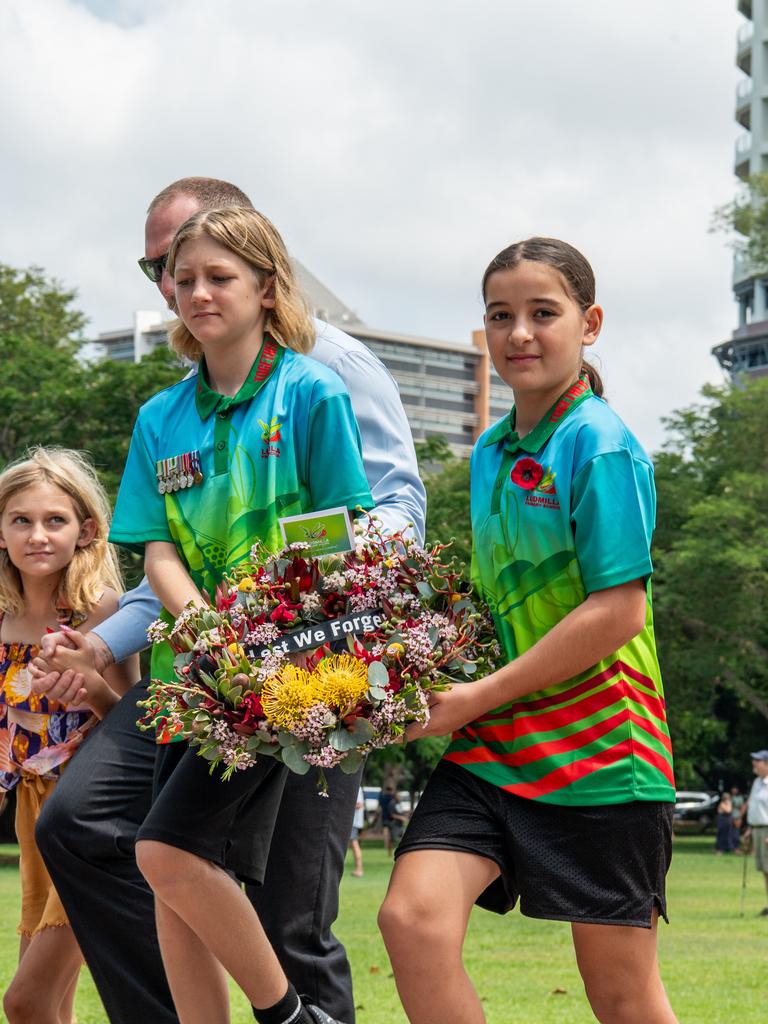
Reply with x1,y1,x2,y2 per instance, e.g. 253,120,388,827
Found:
713,0,768,376
96,262,510,456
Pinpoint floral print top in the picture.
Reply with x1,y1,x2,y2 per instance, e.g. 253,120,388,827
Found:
0,611,96,791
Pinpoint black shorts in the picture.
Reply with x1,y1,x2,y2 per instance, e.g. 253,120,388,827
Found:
136,740,287,886
396,760,673,928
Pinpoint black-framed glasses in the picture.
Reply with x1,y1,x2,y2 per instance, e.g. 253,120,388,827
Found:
137,252,169,283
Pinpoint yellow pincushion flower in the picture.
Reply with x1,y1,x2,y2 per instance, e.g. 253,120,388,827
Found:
313,655,370,712
261,665,324,729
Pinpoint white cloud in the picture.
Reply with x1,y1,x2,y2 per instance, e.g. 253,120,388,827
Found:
0,0,739,451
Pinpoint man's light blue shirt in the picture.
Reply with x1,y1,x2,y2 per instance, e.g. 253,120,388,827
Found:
95,319,426,662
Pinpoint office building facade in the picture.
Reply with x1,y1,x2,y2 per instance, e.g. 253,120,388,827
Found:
713,0,768,376
95,264,510,456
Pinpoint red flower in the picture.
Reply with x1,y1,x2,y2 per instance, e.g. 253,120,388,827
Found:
214,584,238,611
270,601,298,624
510,457,543,490
238,691,265,727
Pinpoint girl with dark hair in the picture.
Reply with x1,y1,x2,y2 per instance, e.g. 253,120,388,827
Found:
379,238,678,1024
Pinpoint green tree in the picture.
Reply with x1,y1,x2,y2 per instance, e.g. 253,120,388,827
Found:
77,347,184,497
0,262,185,585
414,437,472,569
0,265,88,463
711,172,768,268
653,379,768,786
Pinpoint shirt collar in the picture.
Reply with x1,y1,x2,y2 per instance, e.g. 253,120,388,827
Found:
194,335,283,420
483,373,593,454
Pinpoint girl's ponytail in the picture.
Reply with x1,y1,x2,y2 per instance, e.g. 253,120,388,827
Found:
581,359,604,398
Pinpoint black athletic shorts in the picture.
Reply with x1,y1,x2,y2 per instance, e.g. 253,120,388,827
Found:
136,740,287,886
395,759,673,928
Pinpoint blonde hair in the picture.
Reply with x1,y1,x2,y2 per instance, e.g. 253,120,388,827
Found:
0,448,123,618
166,206,316,361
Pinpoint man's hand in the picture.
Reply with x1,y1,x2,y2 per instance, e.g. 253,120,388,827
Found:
31,628,113,687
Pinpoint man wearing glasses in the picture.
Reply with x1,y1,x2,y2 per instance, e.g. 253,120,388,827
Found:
35,177,425,1024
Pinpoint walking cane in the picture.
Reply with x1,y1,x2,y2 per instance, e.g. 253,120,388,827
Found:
740,845,748,917
740,829,751,917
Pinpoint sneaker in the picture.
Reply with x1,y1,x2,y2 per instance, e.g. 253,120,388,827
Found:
760,906,768,916
305,1005,346,1024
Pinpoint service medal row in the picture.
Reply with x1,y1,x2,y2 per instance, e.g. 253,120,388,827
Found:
156,450,204,494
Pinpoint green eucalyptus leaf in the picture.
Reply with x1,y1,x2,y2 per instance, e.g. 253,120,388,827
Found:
281,744,311,775
367,661,389,687
350,717,375,741
329,727,362,752
340,749,364,774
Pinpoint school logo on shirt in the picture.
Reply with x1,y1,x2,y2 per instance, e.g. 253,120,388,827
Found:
259,417,282,458
510,458,560,509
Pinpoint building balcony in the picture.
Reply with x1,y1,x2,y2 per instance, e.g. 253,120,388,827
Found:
737,21,754,74
713,320,768,376
736,77,753,128
735,131,752,178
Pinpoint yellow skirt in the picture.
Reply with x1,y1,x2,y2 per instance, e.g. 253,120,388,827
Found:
15,775,69,936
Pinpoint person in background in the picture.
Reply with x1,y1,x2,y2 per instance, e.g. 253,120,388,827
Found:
729,785,745,851
715,792,736,854
744,750,768,915
379,785,408,857
348,787,365,878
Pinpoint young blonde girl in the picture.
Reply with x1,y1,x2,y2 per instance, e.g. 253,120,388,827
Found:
0,447,138,1024
108,206,372,1024
379,238,677,1024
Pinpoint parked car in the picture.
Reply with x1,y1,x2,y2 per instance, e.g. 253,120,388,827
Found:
672,790,720,834
363,786,381,825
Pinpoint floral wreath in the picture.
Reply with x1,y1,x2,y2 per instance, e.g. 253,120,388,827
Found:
140,516,500,791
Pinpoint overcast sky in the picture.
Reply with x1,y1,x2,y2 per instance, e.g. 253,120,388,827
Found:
1,0,742,452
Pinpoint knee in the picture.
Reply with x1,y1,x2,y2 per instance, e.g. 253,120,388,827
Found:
135,839,176,894
378,889,439,954
3,979,36,1024
582,976,640,1024
136,840,207,901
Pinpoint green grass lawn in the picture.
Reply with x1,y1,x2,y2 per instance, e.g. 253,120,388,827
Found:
1,836,767,1023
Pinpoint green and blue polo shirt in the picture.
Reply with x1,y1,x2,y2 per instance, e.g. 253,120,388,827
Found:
444,375,675,806
110,336,373,719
